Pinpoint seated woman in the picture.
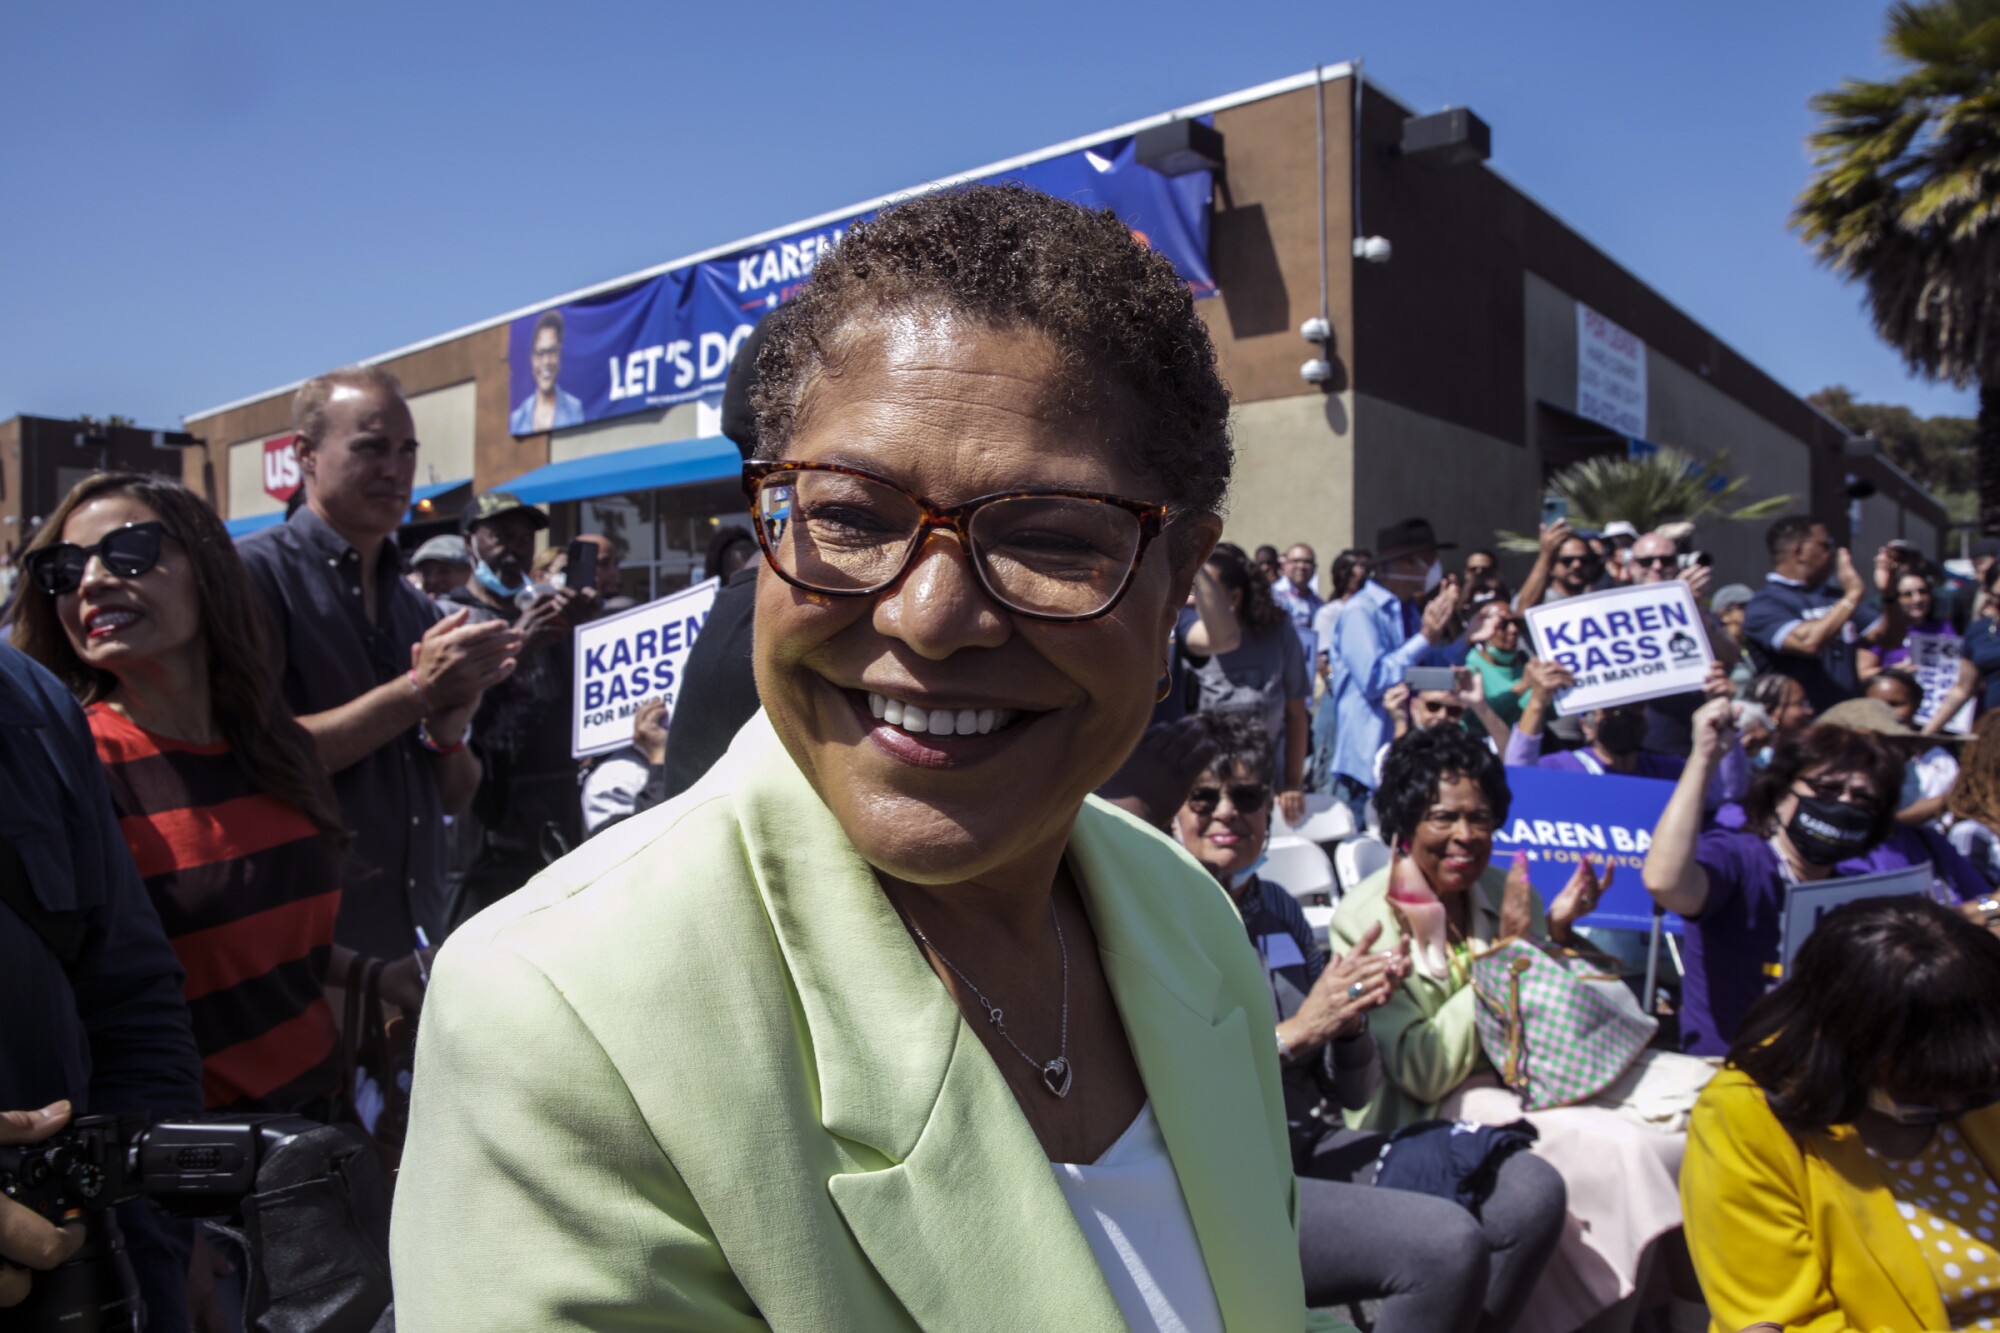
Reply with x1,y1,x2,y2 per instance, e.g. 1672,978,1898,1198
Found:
1684,896,2000,1332
393,186,1347,1330
1330,726,1688,1333
10,473,431,1114
1174,711,1564,1333
1643,701,1989,1057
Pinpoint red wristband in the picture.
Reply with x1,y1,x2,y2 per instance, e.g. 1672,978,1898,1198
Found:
418,720,466,756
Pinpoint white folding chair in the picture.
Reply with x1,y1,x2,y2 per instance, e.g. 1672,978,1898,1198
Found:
1272,793,1357,846
1301,904,1335,949
1259,835,1338,905
1334,835,1390,895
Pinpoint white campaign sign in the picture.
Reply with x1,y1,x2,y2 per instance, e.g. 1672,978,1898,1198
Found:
1525,580,1714,716
571,578,720,758
1779,863,1938,972
1577,304,1647,437
1906,632,1974,734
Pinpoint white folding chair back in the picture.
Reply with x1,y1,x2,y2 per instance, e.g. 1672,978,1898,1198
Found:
1259,836,1338,904
1334,836,1391,894
1272,793,1357,846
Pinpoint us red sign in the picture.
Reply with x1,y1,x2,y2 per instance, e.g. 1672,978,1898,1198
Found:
262,434,300,501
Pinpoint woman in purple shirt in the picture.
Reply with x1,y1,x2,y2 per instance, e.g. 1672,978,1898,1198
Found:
1642,702,1988,1056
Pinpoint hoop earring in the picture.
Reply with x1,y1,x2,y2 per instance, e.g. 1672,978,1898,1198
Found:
1155,672,1174,703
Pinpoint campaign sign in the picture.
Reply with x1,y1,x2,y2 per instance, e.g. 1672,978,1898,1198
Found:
1907,632,1974,734
1778,863,1936,972
1489,766,1679,932
572,579,719,758
508,131,1217,436
1525,581,1713,717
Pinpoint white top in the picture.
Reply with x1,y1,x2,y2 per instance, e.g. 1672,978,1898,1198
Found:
1051,1102,1224,1333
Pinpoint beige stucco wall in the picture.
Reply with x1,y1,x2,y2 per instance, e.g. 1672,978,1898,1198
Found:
1351,392,1538,578
407,380,477,488
548,401,702,466
1220,391,1355,572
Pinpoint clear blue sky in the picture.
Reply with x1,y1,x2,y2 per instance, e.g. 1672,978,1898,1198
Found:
0,0,1974,429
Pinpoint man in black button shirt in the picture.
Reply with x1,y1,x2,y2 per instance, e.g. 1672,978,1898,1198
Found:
437,491,598,920
1741,514,1901,714
239,366,519,959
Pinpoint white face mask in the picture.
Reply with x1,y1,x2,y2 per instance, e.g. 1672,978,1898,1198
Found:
1422,559,1443,593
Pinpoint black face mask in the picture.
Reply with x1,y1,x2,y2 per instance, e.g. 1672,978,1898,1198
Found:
1785,795,1880,866
1596,712,1647,757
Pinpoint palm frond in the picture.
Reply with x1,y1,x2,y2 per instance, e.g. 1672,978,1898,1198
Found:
1538,448,1795,535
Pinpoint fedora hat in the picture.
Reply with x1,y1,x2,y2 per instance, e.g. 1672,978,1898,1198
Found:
1372,517,1454,565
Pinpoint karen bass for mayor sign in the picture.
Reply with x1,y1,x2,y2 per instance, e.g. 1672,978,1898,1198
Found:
572,579,719,758
1524,580,1714,716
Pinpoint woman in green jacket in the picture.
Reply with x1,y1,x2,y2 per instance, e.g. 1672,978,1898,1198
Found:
392,186,1349,1331
1330,726,1687,1333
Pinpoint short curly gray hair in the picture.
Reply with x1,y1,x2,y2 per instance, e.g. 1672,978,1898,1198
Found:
750,183,1232,522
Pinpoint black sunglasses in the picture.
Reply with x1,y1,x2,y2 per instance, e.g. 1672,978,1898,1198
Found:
1186,781,1272,814
1632,555,1677,570
1554,554,1597,567
25,522,177,596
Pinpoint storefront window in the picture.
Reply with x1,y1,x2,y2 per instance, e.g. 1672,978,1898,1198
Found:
550,479,745,603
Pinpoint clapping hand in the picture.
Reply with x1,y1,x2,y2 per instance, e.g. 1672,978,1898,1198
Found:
1420,576,1463,645
1548,856,1613,945
1835,548,1866,601
1294,923,1409,1046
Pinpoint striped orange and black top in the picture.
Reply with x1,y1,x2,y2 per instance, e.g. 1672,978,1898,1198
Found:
87,703,343,1112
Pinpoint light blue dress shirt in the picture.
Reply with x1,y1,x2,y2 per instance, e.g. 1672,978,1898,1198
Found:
1326,580,1451,789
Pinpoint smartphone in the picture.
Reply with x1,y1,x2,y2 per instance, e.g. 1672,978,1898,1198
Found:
1405,666,1459,693
564,539,599,593
1541,495,1568,528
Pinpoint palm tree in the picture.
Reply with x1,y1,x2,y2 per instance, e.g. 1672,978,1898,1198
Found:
1794,0,2000,532
1498,447,1793,551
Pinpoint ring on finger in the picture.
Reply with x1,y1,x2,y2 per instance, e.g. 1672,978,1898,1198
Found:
1347,981,1368,999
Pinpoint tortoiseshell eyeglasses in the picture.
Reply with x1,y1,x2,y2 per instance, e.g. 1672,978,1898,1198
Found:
741,460,1167,622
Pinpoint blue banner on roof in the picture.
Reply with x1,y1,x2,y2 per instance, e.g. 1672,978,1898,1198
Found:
507,134,1216,436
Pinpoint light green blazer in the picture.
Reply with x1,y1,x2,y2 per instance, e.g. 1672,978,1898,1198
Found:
390,711,1352,1332
1327,864,1546,1132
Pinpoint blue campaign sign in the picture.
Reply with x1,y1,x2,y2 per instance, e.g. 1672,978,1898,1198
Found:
1490,765,1683,933
507,133,1216,435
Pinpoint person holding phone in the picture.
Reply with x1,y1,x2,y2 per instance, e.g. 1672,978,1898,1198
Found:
438,491,602,922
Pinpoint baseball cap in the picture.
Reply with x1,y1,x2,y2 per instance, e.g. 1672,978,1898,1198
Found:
1711,584,1755,614
411,535,473,568
461,491,549,534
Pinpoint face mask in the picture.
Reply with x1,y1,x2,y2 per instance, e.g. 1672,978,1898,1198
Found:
1227,851,1269,892
1785,794,1880,866
1596,712,1647,756
471,558,520,598
1422,559,1443,594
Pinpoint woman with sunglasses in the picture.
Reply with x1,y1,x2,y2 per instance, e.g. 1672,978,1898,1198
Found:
1174,711,1565,1333
1684,896,2000,1332
1643,702,1989,1058
11,476,432,1113
1463,602,1529,732
395,187,1345,1330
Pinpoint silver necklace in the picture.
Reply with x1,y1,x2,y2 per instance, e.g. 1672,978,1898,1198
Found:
899,899,1072,1098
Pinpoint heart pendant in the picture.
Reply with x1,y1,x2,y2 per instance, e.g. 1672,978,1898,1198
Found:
1041,1056,1072,1098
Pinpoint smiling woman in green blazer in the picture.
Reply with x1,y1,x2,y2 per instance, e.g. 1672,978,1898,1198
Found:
390,186,1350,1332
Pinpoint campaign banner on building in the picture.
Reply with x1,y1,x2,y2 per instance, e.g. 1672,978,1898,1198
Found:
572,578,719,758
1906,631,1974,734
1778,863,1937,971
508,134,1217,436
1524,581,1714,716
1489,766,1677,932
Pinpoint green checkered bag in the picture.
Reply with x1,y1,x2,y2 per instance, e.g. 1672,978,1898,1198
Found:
1469,938,1657,1111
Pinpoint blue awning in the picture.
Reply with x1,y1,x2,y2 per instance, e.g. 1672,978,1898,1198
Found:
407,478,471,524
225,511,285,539
503,435,740,506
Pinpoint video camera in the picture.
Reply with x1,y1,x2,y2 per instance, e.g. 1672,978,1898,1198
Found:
1,1113,389,1333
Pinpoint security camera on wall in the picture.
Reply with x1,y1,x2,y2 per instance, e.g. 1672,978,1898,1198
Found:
1352,236,1392,263
1301,358,1334,385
